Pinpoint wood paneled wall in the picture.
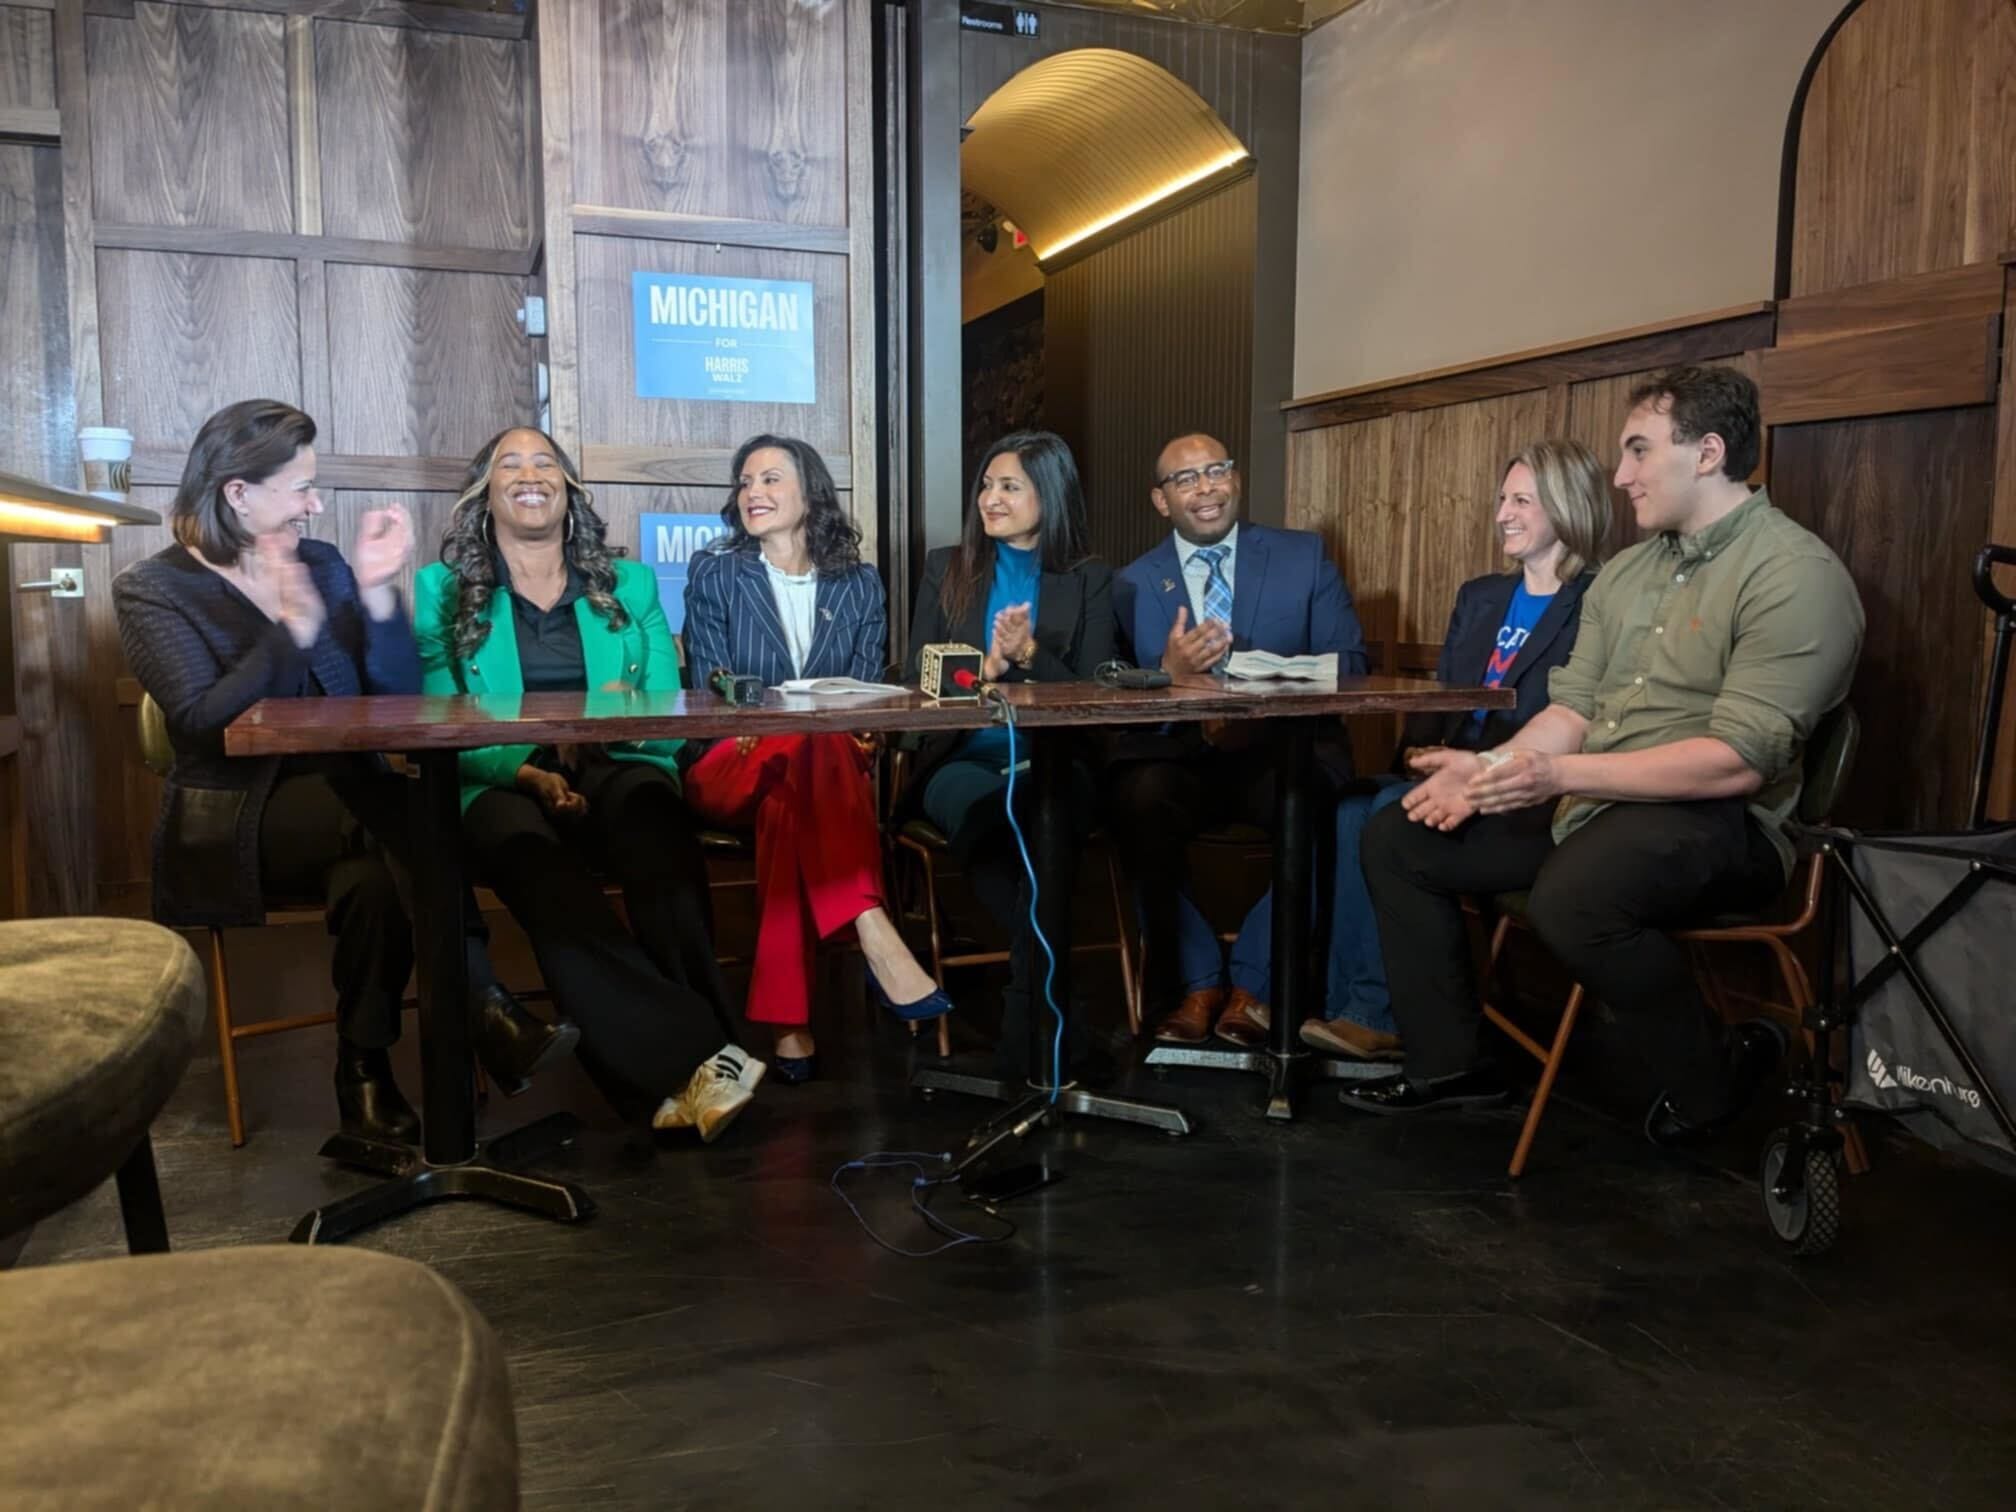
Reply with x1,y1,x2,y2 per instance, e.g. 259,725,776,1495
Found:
538,0,878,566
1286,0,2014,829
961,2,1300,531
4,0,539,915
1045,175,1255,568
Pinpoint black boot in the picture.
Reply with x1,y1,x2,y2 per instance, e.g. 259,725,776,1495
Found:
472,985,580,1098
335,1044,421,1143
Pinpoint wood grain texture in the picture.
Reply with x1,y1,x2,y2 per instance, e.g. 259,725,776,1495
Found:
568,203,847,255
1284,308,1777,431
583,482,721,582
314,18,531,250
573,232,850,457
1775,261,2006,347
95,247,298,447
1790,0,2016,295
1772,407,1997,830
568,0,845,227
533,0,578,451
1757,314,2001,424
324,262,531,458
85,0,291,233
843,0,874,565
0,141,73,489
295,254,328,426
0,6,55,109
284,14,317,235
56,0,99,431
92,218,536,274
224,676,1515,757
579,445,851,490
0,101,57,138
129,446,468,490
330,487,453,621
78,0,529,39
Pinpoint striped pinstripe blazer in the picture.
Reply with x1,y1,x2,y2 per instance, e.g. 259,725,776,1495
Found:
682,544,888,690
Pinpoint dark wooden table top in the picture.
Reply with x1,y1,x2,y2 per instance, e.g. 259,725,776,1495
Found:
223,676,1513,757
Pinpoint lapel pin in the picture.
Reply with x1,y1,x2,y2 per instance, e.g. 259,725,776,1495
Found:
1161,578,1177,594
820,606,833,621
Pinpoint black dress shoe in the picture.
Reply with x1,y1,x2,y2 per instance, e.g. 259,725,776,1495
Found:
335,1046,421,1143
1645,1019,1788,1150
472,985,580,1098
1338,1068,1510,1116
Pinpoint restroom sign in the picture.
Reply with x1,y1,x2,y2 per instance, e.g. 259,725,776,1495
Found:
960,2,1039,36
631,272,816,404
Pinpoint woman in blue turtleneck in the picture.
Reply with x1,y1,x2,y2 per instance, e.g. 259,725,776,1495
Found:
903,430,1113,1076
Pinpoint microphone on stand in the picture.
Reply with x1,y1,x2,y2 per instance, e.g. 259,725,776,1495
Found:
707,667,764,706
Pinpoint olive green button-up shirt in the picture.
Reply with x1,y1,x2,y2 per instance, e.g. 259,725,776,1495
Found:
1546,489,1864,877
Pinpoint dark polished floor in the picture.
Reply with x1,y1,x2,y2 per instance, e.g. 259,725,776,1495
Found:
14,938,2016,1509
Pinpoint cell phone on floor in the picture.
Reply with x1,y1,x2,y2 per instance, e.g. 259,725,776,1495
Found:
962,1161,1063,1207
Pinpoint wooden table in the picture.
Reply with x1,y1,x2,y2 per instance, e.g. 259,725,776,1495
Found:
227,676,1508,1241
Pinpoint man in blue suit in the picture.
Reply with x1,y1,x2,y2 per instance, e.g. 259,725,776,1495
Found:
1109,432,1369,1048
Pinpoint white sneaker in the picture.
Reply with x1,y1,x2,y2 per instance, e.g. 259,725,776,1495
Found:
653,1045,766,1142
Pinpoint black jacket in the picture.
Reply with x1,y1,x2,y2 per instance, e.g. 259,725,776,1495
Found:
1399,568,1593,757
113,540,420,927
901,545,1114,800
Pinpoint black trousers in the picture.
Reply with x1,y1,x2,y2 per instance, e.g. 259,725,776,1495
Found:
1105,736,1338,1012
259,762,503,1053
1360,796,1784,1119
258,767,413,1052
462,760,738,1117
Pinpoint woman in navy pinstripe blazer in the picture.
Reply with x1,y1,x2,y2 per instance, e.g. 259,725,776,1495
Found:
682,435,950,1082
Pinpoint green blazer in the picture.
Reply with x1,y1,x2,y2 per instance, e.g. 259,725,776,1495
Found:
413,558,685,812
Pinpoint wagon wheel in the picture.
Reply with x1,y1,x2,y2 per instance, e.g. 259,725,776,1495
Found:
1760,1128,1841,1257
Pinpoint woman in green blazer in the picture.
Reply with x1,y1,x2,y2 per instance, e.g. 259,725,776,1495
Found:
414,425,763,1142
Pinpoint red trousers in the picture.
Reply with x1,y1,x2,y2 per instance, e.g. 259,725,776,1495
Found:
683,733,887,1025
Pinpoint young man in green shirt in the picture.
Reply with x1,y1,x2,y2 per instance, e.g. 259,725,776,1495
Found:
1348,366,1864,1145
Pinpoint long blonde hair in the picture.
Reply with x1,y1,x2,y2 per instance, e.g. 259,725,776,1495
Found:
1501,438,1615,581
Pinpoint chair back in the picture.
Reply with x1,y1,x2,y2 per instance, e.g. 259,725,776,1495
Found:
137,693,174,779
1797,702,1858,824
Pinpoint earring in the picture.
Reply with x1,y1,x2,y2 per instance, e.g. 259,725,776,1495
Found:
480,510,494,544
565,509,575,543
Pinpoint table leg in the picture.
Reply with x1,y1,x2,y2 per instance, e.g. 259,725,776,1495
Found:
291,750,596,1244
911,727,1192,1136
1262,718,1314,1120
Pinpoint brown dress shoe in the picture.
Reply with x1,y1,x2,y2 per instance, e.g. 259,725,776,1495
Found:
1214,988,1270,1047
1299,1015,1404,1061
1154,987,1226,1045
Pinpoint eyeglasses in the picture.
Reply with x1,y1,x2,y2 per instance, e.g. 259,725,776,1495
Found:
1158,460,1237,492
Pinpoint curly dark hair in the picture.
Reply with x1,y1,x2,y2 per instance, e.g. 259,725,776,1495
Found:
1627,365,1762,481
437,425,626,664
709,434,862,575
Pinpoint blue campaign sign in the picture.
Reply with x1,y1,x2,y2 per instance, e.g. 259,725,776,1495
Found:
642,512,730,635
631,272,817,404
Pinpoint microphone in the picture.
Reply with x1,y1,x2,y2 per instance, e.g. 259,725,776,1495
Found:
919,643,986,701
707,667,764,706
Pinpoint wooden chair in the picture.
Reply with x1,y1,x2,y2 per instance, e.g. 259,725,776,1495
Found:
1481,703,1864,1178
886,740,1141,1052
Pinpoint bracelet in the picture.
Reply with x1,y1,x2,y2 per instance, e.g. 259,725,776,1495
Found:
1013,640,1038,670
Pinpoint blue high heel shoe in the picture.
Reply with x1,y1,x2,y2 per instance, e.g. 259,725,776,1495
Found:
773,1054,818,1085
868,965,955,1022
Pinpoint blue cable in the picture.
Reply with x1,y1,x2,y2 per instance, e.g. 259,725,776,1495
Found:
999,703,1066,1101
829,1153,1012,1257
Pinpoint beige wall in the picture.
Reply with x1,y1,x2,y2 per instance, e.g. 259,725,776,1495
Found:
1293,0,1846,398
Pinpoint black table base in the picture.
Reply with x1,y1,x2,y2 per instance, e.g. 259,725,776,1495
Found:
287,751,597,1244
292,1113,593,1245
906,724,1194,1138
1127,720,1343,1121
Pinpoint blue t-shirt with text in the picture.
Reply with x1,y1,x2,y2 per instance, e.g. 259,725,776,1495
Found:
1470,583,1552,732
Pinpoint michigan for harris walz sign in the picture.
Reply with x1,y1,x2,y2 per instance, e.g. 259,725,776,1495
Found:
631,272,816,404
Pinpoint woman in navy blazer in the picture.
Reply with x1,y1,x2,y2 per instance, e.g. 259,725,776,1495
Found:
1302,439,1617,1061
115,400,439,1142
682,435,948,1081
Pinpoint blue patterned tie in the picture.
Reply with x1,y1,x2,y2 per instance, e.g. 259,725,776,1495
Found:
1194,542,1234,631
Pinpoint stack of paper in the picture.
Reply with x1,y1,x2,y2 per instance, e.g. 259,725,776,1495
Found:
1223,651,1338,682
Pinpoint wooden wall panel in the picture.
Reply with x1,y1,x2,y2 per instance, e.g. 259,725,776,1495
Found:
0,5,54,110
85,1,291,234
324,263,532,458
1043,176,1256,570
330,488,456,619
572,232,850,462
96,248,299,449
0,140,71,490
567,0,846,226
1789,0,2016,295
1771,407,1997,829
315,21,532,250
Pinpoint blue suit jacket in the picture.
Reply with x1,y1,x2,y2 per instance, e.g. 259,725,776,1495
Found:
682,544,888,691
1403,569,1593,755
1111,523,1368,767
